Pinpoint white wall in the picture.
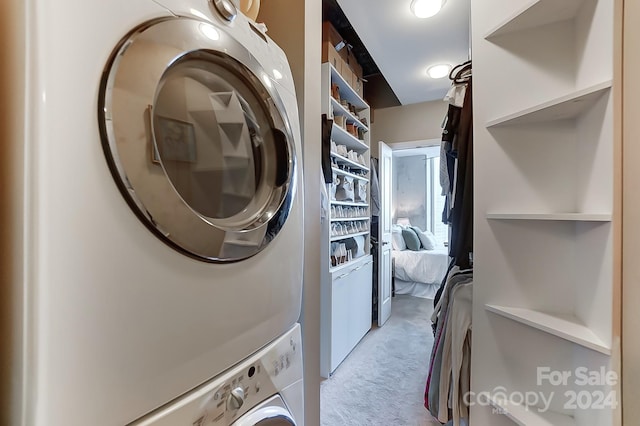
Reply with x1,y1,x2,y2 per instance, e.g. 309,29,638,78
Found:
371,100,448,156
257,3,322,425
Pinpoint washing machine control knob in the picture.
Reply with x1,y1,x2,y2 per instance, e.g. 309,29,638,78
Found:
211,0,237,21
227,387,245,411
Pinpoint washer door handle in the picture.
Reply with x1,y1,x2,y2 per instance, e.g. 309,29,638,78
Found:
272,128,290,187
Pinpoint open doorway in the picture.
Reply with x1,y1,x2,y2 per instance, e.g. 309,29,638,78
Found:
393,142,447,245
391,140,450,300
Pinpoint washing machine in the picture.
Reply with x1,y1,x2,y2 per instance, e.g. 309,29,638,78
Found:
16,0,303,424
131,324,303,425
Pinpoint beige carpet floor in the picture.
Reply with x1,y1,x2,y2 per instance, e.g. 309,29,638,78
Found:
320,295,440,426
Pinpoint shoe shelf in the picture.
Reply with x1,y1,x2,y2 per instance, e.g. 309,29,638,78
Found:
330,151,369,172
330,216,369,222
330,231,369,242
485,304,611,355
332,124,368,152
486,81,612,128
331,167,368,182
485,0,585,39
327,63,368,110
330,97,368,131
330,200,368,207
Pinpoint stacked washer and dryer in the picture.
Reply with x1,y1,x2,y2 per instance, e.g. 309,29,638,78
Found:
11,0,304,424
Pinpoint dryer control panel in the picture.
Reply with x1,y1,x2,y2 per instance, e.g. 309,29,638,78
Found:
130,324,302,426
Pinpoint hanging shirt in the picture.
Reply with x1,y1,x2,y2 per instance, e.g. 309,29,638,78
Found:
444,83,467,108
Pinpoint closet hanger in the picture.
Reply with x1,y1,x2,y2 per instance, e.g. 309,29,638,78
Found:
449,60,472,84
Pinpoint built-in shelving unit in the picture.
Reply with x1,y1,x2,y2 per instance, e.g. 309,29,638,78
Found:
321,62,373,378
472,0,618,424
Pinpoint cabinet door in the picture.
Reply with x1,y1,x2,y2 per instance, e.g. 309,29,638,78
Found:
350,258,373,345
331,269,352,370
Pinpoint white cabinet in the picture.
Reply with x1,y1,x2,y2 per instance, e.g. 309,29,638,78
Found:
320,62,373,378
328,257,374,372
471,0,620,424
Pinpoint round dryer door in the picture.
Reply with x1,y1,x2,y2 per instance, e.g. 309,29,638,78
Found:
99,16,297,262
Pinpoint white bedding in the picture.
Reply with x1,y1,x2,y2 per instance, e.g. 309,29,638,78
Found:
392,247,450,285
394,279,440,299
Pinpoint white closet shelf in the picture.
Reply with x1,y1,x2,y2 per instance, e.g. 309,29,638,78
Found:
330,231,369,242
324,63,368,110
331,98,369,131
330,216,370,222
485,304,611,355
488,395,576,426
332,124,368,151
331,167,369,182
331,200,368,207
486,81,612,127
330,151,369,171
486,213,612,222
485,0,585,39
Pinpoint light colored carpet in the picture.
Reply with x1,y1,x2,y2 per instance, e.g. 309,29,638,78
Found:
320,295,440,426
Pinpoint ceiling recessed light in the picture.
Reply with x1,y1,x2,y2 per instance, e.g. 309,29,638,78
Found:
410,0,446,19
427,64,451,79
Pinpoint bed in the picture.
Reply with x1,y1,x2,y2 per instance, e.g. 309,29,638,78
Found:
392,247,450,299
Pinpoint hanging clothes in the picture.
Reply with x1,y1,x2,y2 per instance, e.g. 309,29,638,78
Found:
448,78,473,269
438,61,473,269
424,267,473,424
426,60,474,426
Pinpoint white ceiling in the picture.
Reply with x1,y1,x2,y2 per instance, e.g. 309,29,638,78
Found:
336,0,470,105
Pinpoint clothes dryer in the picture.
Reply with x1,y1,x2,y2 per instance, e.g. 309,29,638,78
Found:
15,1,303,424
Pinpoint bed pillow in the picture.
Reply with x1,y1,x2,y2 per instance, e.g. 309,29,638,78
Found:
402,228,421,251
417,230,438,250
409,226,425,247
392,230,406,251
